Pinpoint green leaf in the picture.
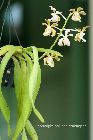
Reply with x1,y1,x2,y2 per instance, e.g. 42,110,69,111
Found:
13,55,33,140
26,120,38,140
22,129,28,140
13,57,26,119
18,60,27,116
0,46,21,136
12,57,21,100
23,52,43,119
29,46,44,123
26,58,42,118
23,50,33,59
13,50,43,140
33,64,41,104
22,53,33,72
0,45,14,56
23,46,34,51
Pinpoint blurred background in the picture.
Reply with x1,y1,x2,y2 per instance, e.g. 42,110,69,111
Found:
0,0,89,140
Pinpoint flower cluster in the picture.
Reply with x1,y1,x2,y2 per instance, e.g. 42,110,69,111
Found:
42,6,88,67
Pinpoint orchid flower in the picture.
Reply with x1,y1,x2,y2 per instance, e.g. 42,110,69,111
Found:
75,26,89,42
43,53,61,67
42,20,58,37
49,6,66,22
69,7,86,22
58,29,73,46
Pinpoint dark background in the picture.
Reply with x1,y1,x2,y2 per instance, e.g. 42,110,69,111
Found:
0,0,89,140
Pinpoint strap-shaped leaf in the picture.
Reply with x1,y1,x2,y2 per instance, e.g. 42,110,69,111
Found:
0,46,22,88
23,50,33,59
22,129,28,140
12,57,21,100
0,45,14,56
29,46,44,123
31,62,41,110
22,53,33,72
13,57,32,140
26,120,38,140
25,54,42,117
26,61,41,140
0,46,20,136
13,51,43,140
18,60,27,116
22,53,42,118
13,57,26,118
